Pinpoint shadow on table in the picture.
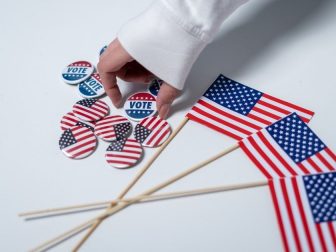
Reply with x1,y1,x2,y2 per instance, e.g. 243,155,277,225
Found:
170,0,332,115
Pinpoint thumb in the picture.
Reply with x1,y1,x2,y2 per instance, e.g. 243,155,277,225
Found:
156,82,180,119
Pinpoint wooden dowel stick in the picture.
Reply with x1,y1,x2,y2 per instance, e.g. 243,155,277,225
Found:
30,179,267,252
73,117,189,251
20,180,268,218
94,143,241,220
31,143,239,252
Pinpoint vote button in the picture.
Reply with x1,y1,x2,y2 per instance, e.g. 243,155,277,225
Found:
62,60,94,85
124,92,157,121
78,73,105,98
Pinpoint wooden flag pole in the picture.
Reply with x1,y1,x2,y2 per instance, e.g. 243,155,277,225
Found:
73,117,189,251
30,143,240,252
20,180,268,219
72,143,240,251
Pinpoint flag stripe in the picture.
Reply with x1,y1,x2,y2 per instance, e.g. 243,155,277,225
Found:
246,113,272,125
145,121,168,146
258,99,291,115
153,128,170,147
197,99,262,130
251,106,281,120
187,112,241,140
291,178,315,252
262,93,314,117
327,223,336,250
191,106,252,135
316,153,334,171
73,105,102,118
72,109,96,121
268,179,291,252
316,224,328,252
238,141,272,179
280,178,303,252
249,137,286,177
325,148,336,162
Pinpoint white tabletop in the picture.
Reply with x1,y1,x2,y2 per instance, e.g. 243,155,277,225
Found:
1,0,335,251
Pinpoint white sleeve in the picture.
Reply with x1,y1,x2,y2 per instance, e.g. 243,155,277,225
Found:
117,0,249,90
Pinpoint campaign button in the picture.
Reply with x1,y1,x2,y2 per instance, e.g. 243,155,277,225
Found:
134,117,171,147
59,125,97,159
99,45,107,57
124,92,157,121
72,98,109,122
105,137,143,168
60,112,95,131
148,79,163,96
94,115,132,141
62,61,94,85
78,73,105,98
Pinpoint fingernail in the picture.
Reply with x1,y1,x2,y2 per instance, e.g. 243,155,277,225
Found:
113,97,123,108
159,104,170,119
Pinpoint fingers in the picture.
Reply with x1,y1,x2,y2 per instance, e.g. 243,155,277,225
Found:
98,39,132,108
156,82,180,119
115,61,154,83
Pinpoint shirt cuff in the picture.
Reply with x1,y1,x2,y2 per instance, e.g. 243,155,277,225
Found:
117,1,207,90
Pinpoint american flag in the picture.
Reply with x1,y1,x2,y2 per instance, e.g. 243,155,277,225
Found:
134,116,171,147
94,115,132,141
59,125,97,159
239,113,336,179
60,112,95,131
105,138,143,168
186,75,314,140
269,173,336,252
72,99,109,122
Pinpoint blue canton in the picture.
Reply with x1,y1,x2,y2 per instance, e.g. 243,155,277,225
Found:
202,74,263,115
267,113,325,163
77,99,97,108
303,172,336,223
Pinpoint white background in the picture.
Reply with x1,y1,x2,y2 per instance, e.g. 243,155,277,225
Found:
1,0,335,251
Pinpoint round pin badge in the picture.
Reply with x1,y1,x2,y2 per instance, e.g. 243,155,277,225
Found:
94,115,132,141
72,98,109,122
124,92,157,121
105,137,143,168
62,61,94,85
60,112,95,131
99,45,107,57
134,116,171,147
78,73,105,98
148,79,163,96
59,125,97,159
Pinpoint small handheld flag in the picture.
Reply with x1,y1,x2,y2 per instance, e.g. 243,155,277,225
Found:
269,173,336,252
239,113,336,179
186,75,314,140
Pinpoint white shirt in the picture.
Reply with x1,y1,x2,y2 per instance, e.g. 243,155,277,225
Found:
118,0,249,90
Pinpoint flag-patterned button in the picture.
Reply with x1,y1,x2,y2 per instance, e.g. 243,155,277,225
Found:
78,73,105,98
62,61,94,85
124,92,157,121
60,112,95,131
94,115,132,141
148,79,163,96
134,116,171,147
59,125,97,159
105,137,143,168
72,98,109,122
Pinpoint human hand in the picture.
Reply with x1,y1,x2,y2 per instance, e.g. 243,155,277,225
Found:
98,39,180,119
